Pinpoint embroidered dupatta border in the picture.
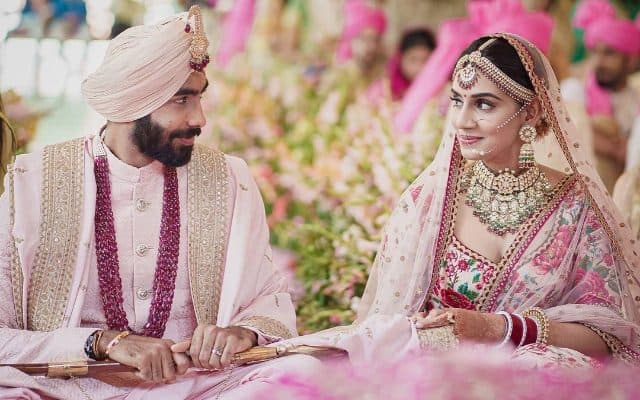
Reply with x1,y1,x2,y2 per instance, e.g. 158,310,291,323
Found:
187,145,230,325
8,165,24,328
585,324,640,365
28,138,85,331
424,141,465,309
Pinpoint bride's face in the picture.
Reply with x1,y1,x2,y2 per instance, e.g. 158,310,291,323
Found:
450,73,527,167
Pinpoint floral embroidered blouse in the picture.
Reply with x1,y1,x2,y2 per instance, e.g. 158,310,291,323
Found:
430,235,498,311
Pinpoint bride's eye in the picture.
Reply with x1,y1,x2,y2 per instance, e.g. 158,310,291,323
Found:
450,97,463,108
476,99,494,111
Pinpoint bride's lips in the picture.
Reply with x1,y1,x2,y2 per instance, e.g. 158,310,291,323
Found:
458,133,483,145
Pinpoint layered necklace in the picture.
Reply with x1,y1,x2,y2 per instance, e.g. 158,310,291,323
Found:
93,139,180,338
462,161,553,236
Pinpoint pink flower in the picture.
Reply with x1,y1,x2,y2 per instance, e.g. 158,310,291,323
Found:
532,225,575,274
457,259,470,271
555,225,573,245
602,252,614,267
574,269,615,305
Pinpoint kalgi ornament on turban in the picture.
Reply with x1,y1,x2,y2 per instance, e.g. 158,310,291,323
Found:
82,5,210,123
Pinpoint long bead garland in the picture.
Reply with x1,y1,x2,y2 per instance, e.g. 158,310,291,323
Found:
94,148,180,338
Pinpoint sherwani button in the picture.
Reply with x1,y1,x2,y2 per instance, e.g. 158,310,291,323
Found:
136,199,149,212
135,244,150,257
136,287,151,300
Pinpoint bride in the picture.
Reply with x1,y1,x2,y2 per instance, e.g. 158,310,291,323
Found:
278,32,640,368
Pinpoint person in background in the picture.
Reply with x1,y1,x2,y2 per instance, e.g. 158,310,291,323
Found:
561,0,640,193
366,27,436,103
335,0,387,86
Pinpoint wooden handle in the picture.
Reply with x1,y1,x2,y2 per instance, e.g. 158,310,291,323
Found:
0,344,344,378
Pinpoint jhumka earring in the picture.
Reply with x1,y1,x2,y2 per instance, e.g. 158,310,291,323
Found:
518,124,537,169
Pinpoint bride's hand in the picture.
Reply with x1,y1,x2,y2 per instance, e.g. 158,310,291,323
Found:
413,308,506,344
412,309,455,329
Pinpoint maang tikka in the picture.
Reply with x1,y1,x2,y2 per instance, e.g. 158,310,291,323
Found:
453,38,535,104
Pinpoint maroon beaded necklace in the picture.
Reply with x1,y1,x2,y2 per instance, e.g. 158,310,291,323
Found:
93,140,180,338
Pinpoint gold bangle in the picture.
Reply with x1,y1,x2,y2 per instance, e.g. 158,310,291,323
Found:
523,307,550,344
105,331,131,358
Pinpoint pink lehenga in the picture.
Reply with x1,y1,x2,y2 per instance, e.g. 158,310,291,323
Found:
275,33,640,369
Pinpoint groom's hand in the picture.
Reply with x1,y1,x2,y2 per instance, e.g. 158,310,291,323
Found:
97,330,189,383
173,325,257,370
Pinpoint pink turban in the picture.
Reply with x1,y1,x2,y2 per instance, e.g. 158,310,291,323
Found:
82,8,209,123
490,11,553,55
573,0,640,116
336,0,387,62
574,0,640,55
394,0,553,133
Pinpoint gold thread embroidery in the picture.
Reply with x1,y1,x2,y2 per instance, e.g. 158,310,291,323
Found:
188,145,230,325
28,138,84,331
8,164,24,328
416,325,459,351
584,324,640,365
236,316,294,339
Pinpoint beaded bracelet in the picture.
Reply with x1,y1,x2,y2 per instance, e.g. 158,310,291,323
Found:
523,307,550,344
495,311,513,348
105,330,131,358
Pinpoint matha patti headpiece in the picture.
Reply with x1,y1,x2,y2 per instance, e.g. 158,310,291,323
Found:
184,5,210,72
453,38,535,104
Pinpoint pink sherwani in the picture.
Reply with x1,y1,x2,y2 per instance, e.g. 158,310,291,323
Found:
0,136,304,399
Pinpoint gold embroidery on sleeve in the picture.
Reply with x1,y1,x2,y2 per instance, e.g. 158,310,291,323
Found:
236,316,294,339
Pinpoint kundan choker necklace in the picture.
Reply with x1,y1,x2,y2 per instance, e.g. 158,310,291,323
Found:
462,161,553,236
93,138,180,338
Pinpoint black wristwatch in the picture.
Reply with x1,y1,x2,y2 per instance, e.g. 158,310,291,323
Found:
84,330,106,360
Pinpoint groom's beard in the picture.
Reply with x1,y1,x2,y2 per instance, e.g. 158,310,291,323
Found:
132,115,201,167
